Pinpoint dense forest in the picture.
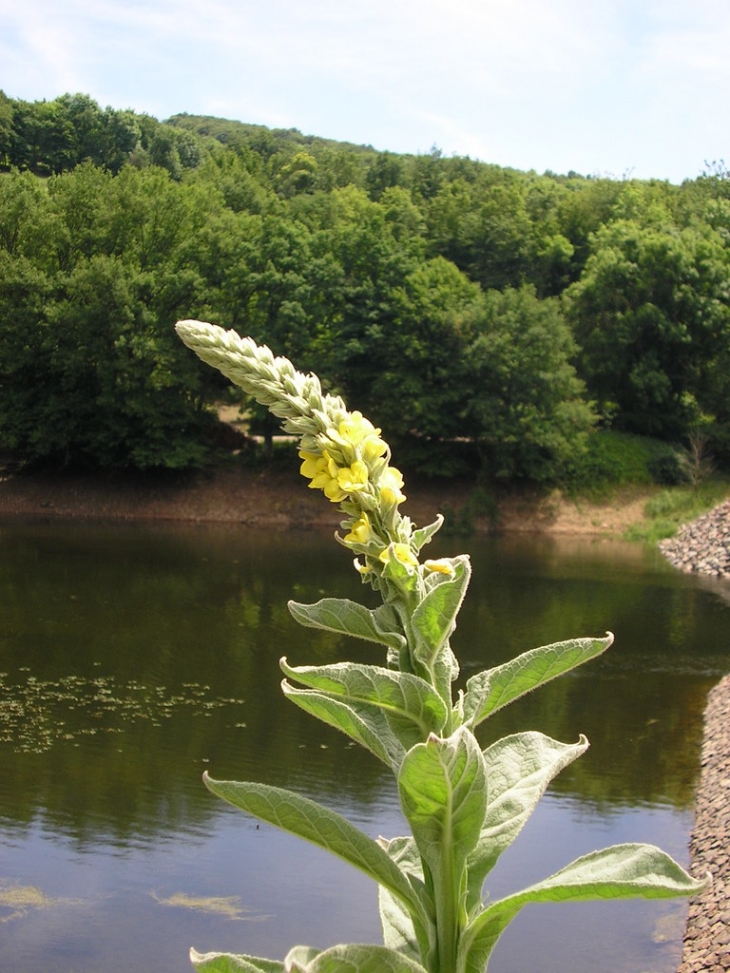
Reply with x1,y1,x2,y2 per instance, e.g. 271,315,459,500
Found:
1,91,729,485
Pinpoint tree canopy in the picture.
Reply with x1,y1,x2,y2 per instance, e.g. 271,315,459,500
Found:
1,91,730,479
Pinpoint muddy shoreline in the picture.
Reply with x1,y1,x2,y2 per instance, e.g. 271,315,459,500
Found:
0,464,653,535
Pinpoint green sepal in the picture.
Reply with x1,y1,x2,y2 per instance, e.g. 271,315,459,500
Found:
461,633,613,728
411,515,444,552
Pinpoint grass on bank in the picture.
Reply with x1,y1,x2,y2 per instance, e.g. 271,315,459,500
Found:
562,428,730,543
623,479,730,543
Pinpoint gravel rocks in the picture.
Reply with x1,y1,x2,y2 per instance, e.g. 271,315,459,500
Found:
678,674,730,973
667,503,730,972
659,501,730,579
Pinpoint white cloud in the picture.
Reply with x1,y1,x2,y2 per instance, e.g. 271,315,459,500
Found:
0,0,728,179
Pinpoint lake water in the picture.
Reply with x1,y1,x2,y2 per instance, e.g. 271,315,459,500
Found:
1,523,729,973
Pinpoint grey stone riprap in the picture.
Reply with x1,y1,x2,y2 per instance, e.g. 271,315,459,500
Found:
677,674,730,973
659,501,730,579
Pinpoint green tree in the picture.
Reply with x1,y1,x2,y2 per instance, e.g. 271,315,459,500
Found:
0,165,216,469
565,218,730,437
9,98,76,174
362,257,477,447
0,90,13,167
465,285,595,481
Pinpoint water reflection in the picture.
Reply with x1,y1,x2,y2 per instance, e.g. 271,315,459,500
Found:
0,523,729,972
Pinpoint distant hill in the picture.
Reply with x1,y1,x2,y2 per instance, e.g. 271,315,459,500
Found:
166,112,377,159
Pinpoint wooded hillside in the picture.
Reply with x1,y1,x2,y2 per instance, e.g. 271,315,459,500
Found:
1,91,729,483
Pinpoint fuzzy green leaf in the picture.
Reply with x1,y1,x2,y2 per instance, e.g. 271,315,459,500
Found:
202,774,427,932
190,949,284,973
466,732,589,910
281,658,448,748
283,946,321,971
411,515,444,552
280,684,405,769
409,556,470,697
377,836,429,961
460,843,707,973
293,943,429,973
288,598,406,654
461,633,613,728
398,727,487,896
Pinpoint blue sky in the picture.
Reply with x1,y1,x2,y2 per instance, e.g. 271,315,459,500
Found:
1,0,729,182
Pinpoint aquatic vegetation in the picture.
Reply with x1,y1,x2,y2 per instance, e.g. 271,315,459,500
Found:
0,883,75,923
152,892,267,921
0,671,242,753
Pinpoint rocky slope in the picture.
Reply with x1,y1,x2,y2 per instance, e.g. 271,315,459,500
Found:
659,500,730,579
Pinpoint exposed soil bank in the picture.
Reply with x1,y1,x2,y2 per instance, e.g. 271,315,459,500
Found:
678,674,730,973
0,463,652,535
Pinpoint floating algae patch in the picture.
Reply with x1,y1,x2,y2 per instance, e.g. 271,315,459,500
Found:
151,892,269,920
0,882,79,922
0,671,244,753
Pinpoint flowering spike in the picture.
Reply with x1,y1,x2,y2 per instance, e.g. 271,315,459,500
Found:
176,321,417,584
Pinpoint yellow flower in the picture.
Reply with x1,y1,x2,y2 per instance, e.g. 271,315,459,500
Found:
331,412,388,464
379,543,418,568
361,433,388,463
424,559,455,575
338,411,379,446
379,466,406,506
343,513,373,546
299,450,322,480
299,449,346,502
337,459,369,495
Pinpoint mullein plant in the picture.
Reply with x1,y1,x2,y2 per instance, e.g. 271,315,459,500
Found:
175,320,705,973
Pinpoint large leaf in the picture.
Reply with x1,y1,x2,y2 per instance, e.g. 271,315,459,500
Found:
288,598,406,654
289,943,429,973
461,633,613,728
377,836,429,962
397,726,486,970
281,658,448,748
280,684,405,769
398,728,487,883
465,732,589,910
459,843,707,973
202,774,427,932
409,556,470,699
190,949,284,973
